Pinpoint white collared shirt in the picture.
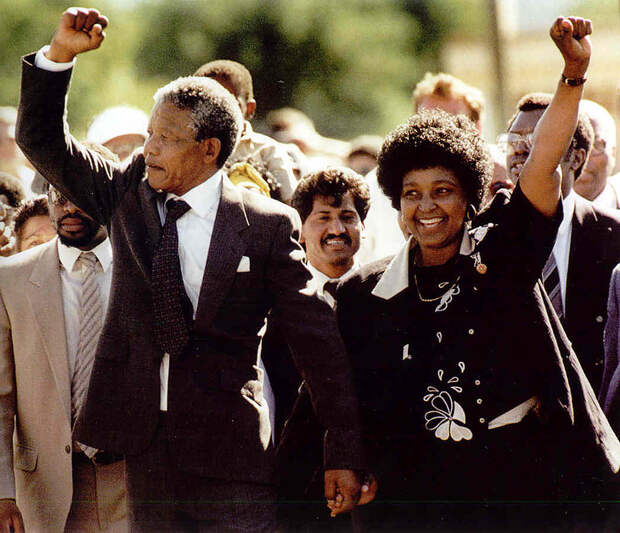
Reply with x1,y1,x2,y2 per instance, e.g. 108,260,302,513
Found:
593,183,620,210
551,192,575,312
157,171,223,315
307,260,359,303
58,238,113,376
156,173,274,431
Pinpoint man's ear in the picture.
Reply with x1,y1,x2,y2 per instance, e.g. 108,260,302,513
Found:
203,138,221,164
245,99,256,120
570,147,587,174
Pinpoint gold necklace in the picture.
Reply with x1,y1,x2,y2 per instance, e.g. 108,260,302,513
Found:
413,269,461,303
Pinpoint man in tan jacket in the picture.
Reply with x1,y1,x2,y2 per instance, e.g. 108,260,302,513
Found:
0,158,127,531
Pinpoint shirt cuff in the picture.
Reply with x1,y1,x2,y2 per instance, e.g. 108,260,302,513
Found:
34,45,76,72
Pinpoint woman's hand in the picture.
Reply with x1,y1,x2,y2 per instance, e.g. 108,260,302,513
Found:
549,16,592,78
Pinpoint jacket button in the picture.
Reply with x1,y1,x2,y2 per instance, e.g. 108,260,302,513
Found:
468,329,475,335
474,379,481,386
65,445,71,454
479,417,486,424
476,398,483,405
596,316,603,323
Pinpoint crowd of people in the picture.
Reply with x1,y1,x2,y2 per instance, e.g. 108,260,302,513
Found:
0,6,619,533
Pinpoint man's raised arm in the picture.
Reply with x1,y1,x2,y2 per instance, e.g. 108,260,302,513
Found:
16,8,132,227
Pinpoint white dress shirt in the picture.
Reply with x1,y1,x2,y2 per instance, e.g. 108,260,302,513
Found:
58,238,113,376
592,183,620,210
551,192,576,312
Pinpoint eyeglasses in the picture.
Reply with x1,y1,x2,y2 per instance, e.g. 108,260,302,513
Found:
496,132,535,155
497,132,577,155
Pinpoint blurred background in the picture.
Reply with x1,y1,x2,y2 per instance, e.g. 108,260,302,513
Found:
1,0,618,146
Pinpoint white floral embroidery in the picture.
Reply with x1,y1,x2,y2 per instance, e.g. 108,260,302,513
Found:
424,391,473,441
423,362,472,442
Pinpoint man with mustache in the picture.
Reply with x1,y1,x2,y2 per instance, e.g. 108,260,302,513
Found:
261,168,373,528
503,92,620,393
0,145,128,531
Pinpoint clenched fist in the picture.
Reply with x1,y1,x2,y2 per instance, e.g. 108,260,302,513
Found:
46,7,109,63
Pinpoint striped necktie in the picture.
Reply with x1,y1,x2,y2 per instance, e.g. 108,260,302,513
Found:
72,251,102,458
542,252,563,319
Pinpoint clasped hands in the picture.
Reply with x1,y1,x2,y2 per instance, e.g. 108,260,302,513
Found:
324,469,377,517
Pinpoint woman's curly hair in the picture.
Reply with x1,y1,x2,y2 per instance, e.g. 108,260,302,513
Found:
377,110,492,211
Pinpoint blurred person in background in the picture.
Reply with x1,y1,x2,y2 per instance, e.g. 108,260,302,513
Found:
575,99,619,208
346,135,382,177
266,107,350,165
194,60,297,203
484,142,511,202
412,72,485,133
12,196,56,253
503,91,620,393
0,107,34,190
87,105,149,161
0,171,27,256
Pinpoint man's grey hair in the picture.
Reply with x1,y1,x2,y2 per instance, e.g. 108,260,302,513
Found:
153,76,243,167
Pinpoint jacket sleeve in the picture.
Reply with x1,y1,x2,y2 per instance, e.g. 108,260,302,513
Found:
16,53,137,226
266,208,364,471
0,291,16,499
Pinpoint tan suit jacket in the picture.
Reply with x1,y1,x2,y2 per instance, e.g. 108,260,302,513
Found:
0,238,74,532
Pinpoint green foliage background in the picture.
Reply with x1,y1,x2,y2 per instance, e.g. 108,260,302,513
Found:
0,0,617,140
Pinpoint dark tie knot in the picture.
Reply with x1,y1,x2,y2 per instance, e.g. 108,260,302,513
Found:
165,199,191,222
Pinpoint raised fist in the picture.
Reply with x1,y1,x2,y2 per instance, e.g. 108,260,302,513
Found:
46,7,109,63
549,16,592,78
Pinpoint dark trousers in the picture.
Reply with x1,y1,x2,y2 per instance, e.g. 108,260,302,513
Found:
125,412,276,532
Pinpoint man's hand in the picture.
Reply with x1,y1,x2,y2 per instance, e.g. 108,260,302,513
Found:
549,16,592,78
0,499,24,533
324,469,361,517
46,7,109,63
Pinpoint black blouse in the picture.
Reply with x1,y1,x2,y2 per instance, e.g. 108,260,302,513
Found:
336,184,563,502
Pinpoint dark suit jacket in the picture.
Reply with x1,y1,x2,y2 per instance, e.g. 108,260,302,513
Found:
16,55,363,484
600,265,620,433
565,196,620,393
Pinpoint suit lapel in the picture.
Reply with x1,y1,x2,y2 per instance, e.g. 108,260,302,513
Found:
566,197,597,321
139,178,163,257
26,239,72,421
195,178,249,328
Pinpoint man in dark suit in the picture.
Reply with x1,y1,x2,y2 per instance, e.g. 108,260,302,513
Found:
503,92,620,393
16,7,364,531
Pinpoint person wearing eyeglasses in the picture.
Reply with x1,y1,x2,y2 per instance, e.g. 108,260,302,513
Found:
500,92,620,395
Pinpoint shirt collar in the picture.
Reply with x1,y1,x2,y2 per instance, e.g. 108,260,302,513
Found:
372,229,476,300
558,190,576,236
165,170,223,219
58,237,113,273
307,260,359,288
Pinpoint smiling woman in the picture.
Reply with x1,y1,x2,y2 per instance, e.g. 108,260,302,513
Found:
328,16,620,531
